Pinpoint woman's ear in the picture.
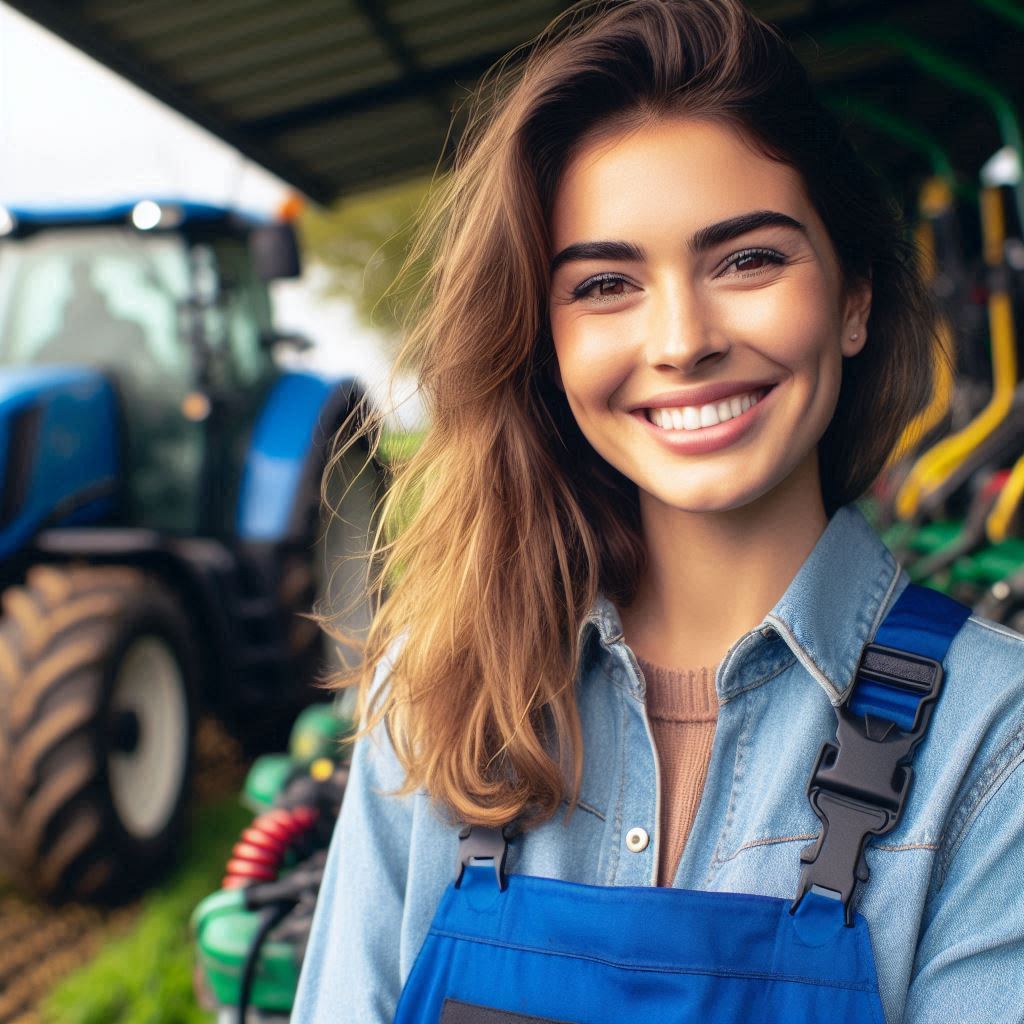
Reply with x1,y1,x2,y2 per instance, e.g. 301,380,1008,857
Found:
841,276,872,357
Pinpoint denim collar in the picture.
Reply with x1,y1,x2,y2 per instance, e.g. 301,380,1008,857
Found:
579,504,904,706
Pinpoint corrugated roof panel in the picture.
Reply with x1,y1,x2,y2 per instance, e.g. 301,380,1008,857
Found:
197,38,392,103
388,0,513,23
396,0,558,39
102,2,355,66
230,57,408,122
85,0,320,46
319,138,442,179
85,0,195,27
401,1,559,70
315,136,443,186
278,100,440,158
281,110,444,192
172,20,386,90
330,154,441,193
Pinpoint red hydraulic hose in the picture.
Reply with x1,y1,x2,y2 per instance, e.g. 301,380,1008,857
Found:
222,806,318,889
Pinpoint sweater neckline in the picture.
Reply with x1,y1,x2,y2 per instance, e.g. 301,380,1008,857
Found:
634,656,719,719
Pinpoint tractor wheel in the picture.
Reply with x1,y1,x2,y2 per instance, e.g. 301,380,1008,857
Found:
0,565,198,902
281,441,385,684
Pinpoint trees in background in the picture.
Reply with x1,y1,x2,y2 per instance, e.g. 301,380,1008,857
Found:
299,176,435,359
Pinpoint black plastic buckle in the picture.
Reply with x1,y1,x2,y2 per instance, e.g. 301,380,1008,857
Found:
792,643,943,925
454,825,513,891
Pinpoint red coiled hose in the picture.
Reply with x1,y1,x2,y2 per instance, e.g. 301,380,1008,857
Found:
222,806,319,889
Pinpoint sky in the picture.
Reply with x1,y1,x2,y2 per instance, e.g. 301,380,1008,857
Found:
0,2,419,425
0,5,288,214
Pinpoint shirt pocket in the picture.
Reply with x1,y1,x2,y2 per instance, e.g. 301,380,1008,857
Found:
510,798,610,885
707,830,813,899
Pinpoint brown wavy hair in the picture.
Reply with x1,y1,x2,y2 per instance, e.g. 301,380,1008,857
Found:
325,0,937,829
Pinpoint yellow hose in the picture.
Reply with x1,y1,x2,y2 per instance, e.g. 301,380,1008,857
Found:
887,180,954,467
888,319,956,465
894,185,1017,519
987,453,1024,541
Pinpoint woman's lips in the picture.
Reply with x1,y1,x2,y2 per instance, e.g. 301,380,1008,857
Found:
632,384,777,455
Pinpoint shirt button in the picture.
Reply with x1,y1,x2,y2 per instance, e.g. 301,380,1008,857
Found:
625,827,650,853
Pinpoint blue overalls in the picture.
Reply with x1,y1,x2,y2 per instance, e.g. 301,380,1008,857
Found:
392,584,971,1024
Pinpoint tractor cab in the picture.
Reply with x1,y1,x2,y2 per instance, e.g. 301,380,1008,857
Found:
0,200,297,535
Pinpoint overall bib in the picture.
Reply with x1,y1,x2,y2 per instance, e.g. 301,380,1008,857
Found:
393,584,971,1024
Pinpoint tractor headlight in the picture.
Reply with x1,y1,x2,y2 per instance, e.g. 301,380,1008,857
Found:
130,200,183,231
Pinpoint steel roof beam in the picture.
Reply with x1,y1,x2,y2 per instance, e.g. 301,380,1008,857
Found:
241,45,519,138
348,0,457,157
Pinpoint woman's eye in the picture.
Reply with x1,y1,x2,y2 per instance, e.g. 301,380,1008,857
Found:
720,248,786,277
571,274,636,302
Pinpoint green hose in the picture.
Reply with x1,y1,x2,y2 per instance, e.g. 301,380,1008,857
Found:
977,0,1024,32
824,94,957,189
823,27,1024,228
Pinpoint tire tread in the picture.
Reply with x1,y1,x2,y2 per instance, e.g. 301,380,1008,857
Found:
0,564,194,901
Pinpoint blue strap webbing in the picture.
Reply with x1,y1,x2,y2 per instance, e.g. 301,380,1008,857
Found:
849,583,970,730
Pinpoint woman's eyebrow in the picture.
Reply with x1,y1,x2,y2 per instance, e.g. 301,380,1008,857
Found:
550,240,645,275
549,210,806,275
689,210,806,253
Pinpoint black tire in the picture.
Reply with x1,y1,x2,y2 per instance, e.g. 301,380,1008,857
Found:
282,441,386,685
0,565,199,903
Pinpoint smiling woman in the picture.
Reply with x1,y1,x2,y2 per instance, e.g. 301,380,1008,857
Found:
549,121,868,508
547,118,873,666
292,2,1024,1023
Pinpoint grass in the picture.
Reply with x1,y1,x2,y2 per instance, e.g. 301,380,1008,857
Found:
41,797,251,1024
377,427,425,466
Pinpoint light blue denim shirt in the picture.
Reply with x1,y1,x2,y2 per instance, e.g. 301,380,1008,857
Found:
292,505,1024,1024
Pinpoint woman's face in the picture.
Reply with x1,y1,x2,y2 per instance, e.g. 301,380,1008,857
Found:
548,117,870,515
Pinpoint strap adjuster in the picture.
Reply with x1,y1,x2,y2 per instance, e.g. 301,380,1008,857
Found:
454,825,513,891
857,643,944,698
792,642,943,925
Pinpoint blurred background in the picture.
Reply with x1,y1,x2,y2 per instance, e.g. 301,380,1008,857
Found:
0,1,1023,1021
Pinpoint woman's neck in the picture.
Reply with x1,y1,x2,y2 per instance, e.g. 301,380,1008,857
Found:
619,453,829,669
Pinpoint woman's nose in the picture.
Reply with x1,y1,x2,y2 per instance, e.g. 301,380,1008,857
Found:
642,280,728,372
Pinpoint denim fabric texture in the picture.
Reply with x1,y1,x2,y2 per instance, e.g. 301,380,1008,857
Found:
291,504,1024,1024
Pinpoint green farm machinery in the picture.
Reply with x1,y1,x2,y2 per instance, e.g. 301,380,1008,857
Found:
192,704,352,1023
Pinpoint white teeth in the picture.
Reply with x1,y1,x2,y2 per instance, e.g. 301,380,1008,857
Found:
646,388,766,432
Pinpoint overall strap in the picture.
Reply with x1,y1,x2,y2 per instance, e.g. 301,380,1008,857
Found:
793,582,971,925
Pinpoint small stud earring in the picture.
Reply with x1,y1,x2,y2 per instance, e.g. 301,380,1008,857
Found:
850,332,859,341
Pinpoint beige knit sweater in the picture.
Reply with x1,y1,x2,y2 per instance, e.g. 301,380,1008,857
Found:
635,658,719,887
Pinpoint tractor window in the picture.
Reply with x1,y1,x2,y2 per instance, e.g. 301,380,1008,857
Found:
208,237,276,389
0,228,192,391
0,228,205,533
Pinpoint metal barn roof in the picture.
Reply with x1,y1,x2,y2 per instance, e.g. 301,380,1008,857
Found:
7,0,1024,204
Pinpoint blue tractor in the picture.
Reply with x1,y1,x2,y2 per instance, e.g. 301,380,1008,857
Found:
0,199,381,902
